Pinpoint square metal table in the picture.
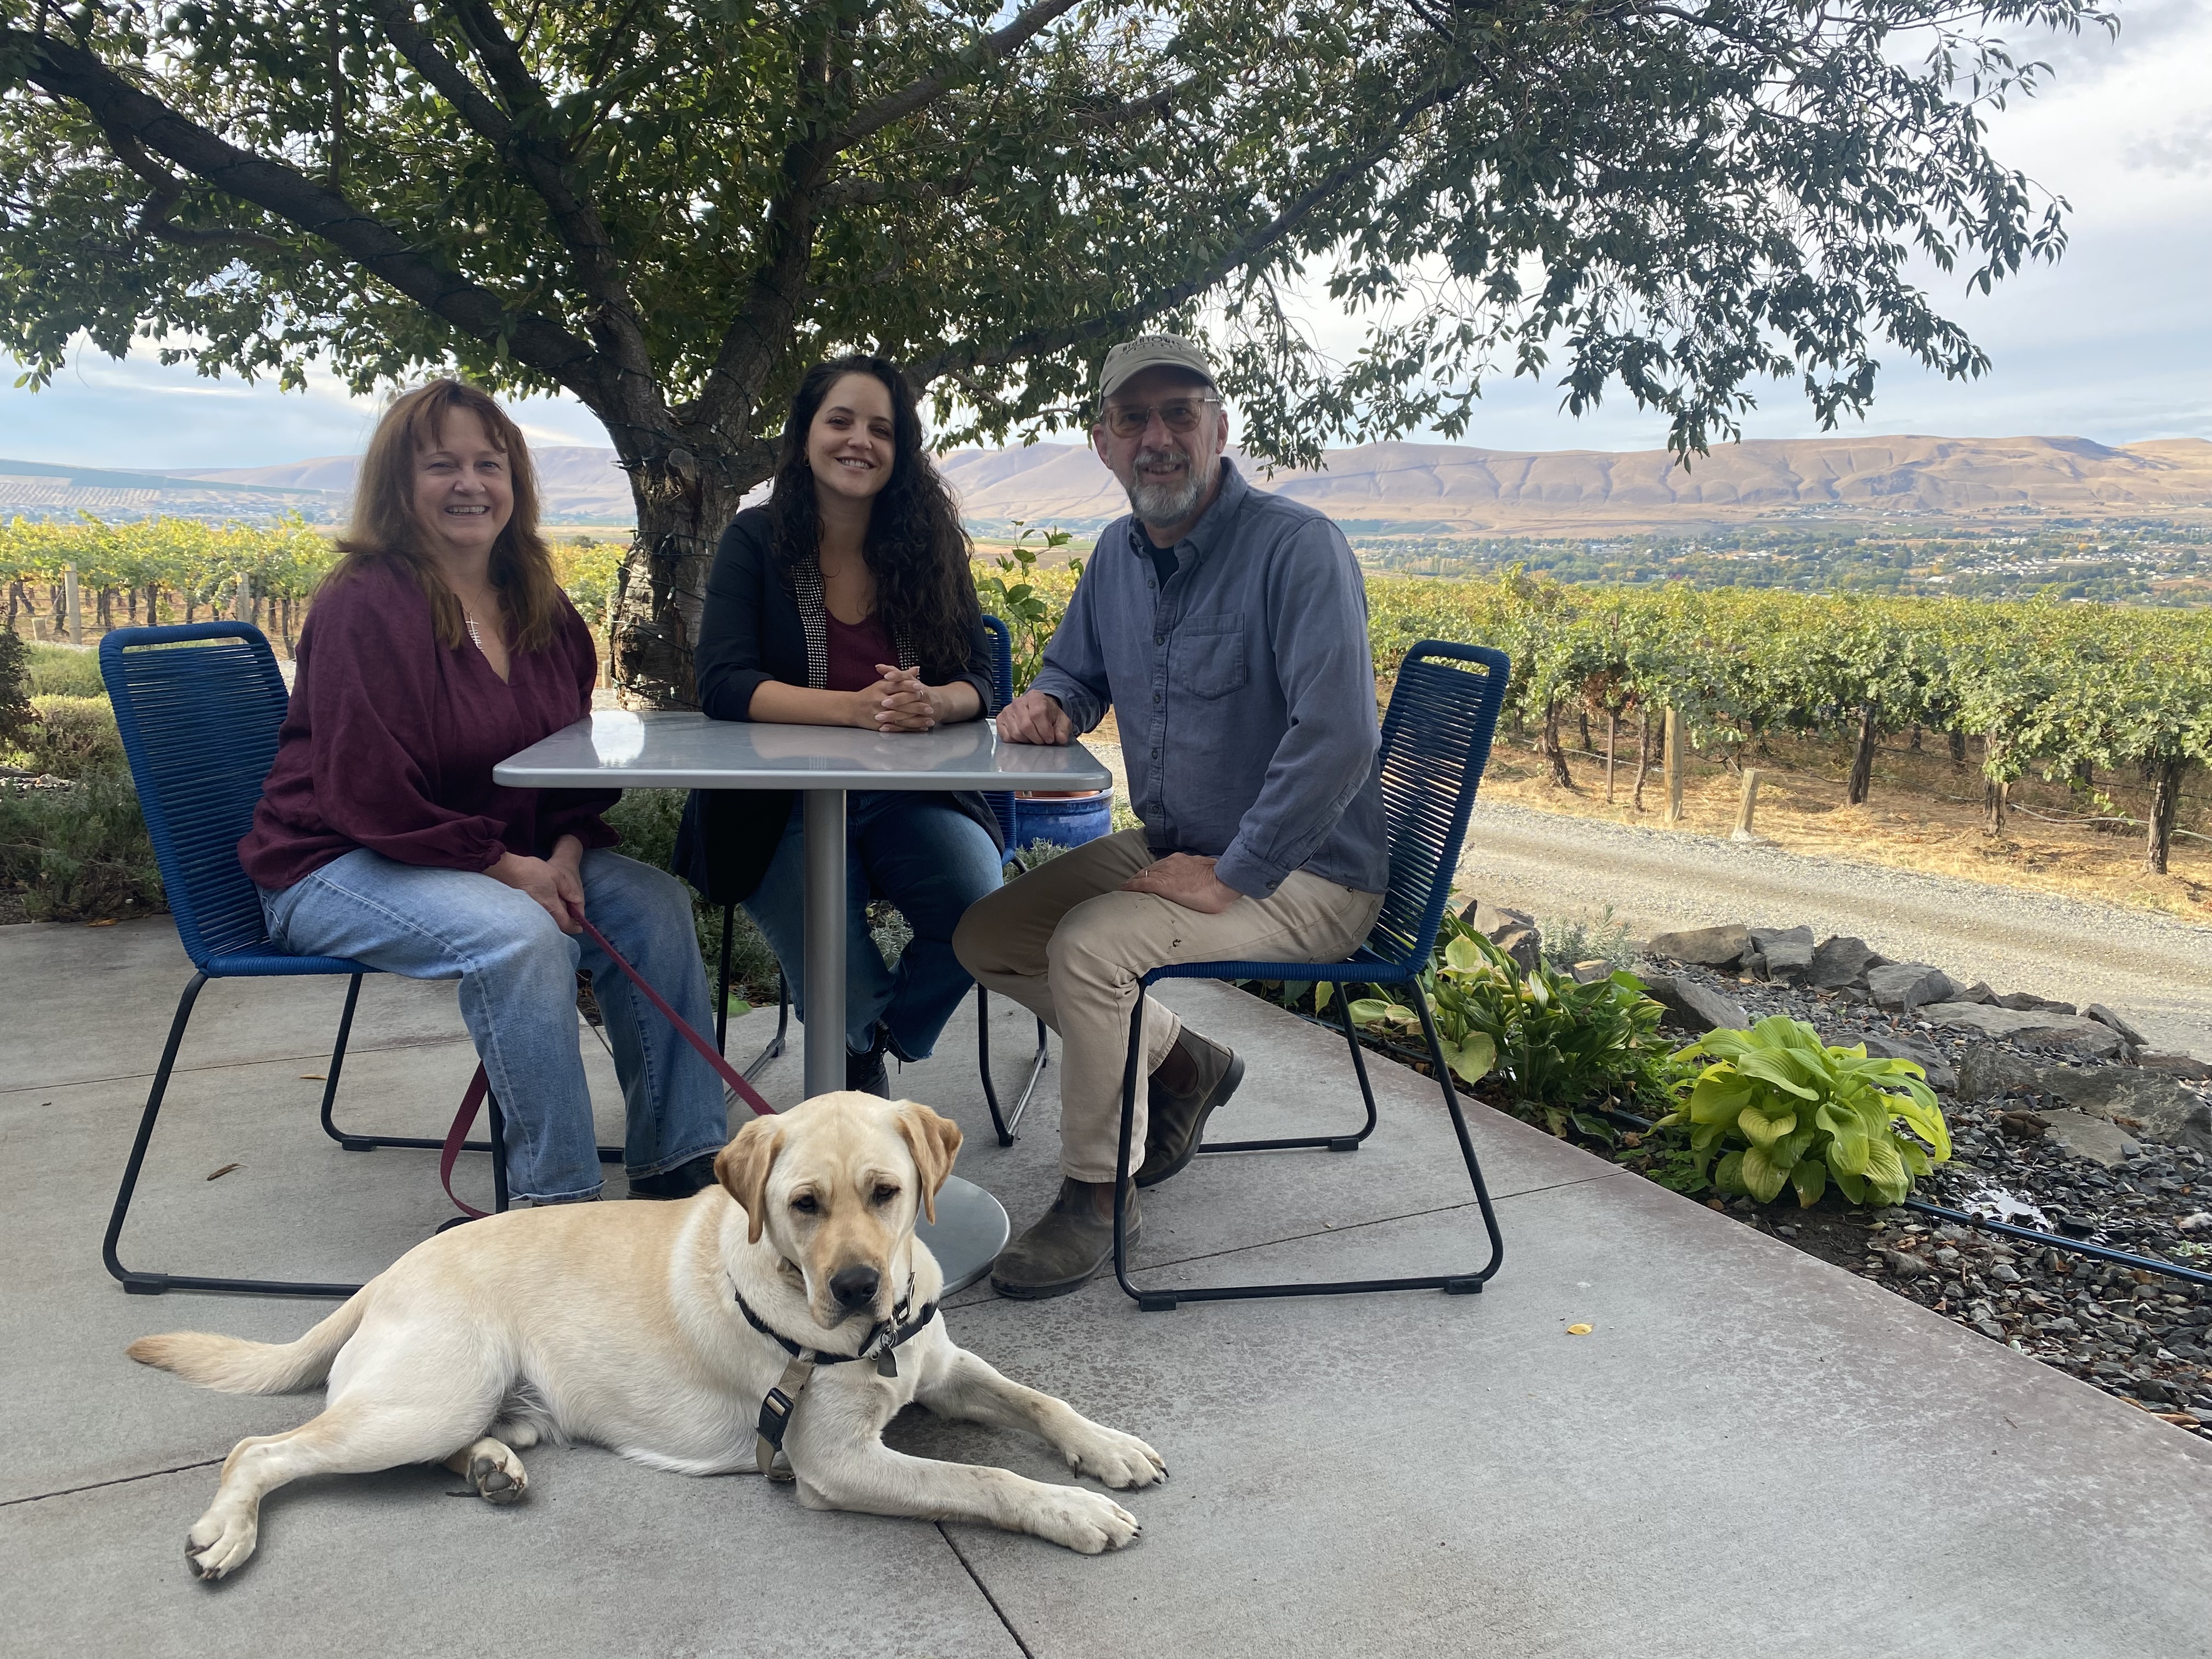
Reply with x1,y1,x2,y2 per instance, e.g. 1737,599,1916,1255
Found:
496,709,1112,1290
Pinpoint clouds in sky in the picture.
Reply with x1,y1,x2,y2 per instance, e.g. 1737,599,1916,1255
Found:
4,1,2208,471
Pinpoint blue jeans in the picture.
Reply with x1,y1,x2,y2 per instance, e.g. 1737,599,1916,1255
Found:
261,848,730,1202
743,792,1003,1062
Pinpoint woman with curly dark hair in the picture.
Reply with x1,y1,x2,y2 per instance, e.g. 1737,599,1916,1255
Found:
679,355,1004,1093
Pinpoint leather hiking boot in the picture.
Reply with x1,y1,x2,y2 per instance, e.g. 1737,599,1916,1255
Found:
988,1178,1141,1300
1136,1029,1244,1188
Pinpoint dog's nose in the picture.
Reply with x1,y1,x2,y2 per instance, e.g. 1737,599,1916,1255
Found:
829,1266,881,1308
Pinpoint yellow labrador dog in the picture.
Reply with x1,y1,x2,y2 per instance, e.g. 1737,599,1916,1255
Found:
129,1092,1164,1580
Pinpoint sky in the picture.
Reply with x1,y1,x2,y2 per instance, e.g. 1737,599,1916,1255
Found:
3,0,2209,471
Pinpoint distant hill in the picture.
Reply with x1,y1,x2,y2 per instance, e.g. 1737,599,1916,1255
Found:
15,432,2212,534
941,434,2212,537
0,456,338,523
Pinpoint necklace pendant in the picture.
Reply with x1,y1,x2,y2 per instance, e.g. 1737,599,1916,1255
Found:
876,1349,899,1378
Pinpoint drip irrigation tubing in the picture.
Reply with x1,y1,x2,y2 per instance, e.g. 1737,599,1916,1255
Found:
1248,986,2212,1291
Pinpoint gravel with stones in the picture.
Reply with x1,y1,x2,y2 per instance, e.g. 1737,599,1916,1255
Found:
1651,956,2212,1441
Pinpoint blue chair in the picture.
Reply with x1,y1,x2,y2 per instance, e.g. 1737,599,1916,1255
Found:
1109,640,1512,1310
97,622,537,1297
714,615,1049,1143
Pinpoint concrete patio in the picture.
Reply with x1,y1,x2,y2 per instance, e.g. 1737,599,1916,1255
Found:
4,916,2209,1659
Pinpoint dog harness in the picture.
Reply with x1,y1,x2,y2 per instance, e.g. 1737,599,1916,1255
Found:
733,1277,940,1481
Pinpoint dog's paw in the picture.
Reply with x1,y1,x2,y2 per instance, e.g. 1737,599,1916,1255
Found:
467,1446,529,1505
184,1508,257,1581
1064,1425,1167,1491
1027,1485,1141,1554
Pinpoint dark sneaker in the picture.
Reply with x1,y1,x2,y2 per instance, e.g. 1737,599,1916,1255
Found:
847,1026,890,1097
628,1152,718,1200
1135,1030,1244,1188
989,1179,1141,1300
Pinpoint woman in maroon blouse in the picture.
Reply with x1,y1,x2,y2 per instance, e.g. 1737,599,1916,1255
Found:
240,380,728,1204
678,357,1006,1094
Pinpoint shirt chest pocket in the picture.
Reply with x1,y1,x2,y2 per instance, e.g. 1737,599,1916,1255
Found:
1169,614,1248,701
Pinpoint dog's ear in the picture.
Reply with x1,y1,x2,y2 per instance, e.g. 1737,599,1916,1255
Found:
715,1119,783,1245
893,1102,962,1225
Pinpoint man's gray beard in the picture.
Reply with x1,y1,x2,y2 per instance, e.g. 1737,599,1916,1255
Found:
1122,445,1207,528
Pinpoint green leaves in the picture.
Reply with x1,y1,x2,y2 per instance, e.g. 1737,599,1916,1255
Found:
1679,1017,1950,1210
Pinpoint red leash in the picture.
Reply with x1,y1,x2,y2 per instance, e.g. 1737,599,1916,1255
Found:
439,917,778,1217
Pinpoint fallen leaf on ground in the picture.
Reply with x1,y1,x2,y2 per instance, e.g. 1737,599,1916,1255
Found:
1566,1323,1593,1336
86,918,116,927
300,1073,325,1081
206,1163,241,1181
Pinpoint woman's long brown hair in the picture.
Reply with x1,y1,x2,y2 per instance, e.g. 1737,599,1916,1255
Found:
764,355,979,673
321,379,565,653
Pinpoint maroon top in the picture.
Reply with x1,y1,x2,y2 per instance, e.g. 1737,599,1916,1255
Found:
825,610,897,694
239,561,619,890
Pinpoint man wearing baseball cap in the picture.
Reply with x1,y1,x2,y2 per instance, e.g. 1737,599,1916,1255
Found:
955,332,1389,1299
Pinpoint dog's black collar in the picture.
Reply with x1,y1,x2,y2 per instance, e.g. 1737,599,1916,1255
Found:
731,1276,938,1374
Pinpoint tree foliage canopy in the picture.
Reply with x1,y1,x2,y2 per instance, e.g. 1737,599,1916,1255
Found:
0,0,2110,695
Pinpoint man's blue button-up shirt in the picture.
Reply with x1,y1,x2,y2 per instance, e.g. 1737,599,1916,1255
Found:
1030,458,1390,899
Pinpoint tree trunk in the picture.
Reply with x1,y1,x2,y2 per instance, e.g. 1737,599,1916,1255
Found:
1541,700,1573,787
1604,708,1618,803
607,446,765,706
1909,724,1921,751
2145,757,2185,876
1984,735,2008,833
1576,707,1592,755
2071,757,2093,793
1949,729,1967,767
1846,702,1878,806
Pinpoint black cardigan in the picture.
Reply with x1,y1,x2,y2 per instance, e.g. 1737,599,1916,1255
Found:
673,507,1005,905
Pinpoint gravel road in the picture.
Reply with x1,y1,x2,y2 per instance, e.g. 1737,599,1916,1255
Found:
1457,800,2212,1058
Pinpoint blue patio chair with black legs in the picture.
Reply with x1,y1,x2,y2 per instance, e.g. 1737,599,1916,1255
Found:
1109,639,1513,1311
96,622,582,1297
712,614,1049,1143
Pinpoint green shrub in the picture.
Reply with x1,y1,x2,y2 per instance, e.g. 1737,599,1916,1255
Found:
1656,1017,1951,1207
0,771,164,920
25,642,108,699
1538,905,1634,974
11,695,125,778
1347,912,1680,1137
0,631,29,748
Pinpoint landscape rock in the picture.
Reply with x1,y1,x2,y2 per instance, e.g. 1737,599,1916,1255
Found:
1645,923,1752,970
2085,1004,2149,1047
1641,973,1750,1034
1762,939,1816,986
1841,1031,1959,1094
1996,991,2076,1015
1750,924,1815,951
1953,1051,2212,1151
1950,981,1995,1005
1921,1002,2125,1057
2138,1052,2212,1081
2037,1109,2140,1169
1868,962,1955,1013
1570,960,1614,984
1459,900,1543,973
1805,934,1884,990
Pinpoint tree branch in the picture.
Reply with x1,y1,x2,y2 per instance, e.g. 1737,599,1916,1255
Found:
911,77,1468,391
368,0,653,388
103,124,288,253
14,28,609,398
1069,72,1201,135
834,0,1085,149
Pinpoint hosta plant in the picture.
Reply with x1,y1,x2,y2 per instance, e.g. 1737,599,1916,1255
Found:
1346,916,1678,1138
1657,1017,1951,1207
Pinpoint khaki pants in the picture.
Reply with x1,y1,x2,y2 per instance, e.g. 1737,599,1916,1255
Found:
952,831,1383,1182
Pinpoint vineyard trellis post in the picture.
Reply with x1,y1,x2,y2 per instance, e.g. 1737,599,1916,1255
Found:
1663,707,1686,826
63,564,80,644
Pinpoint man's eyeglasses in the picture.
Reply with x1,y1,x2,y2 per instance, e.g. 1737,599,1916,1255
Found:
1100,397,1221,439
